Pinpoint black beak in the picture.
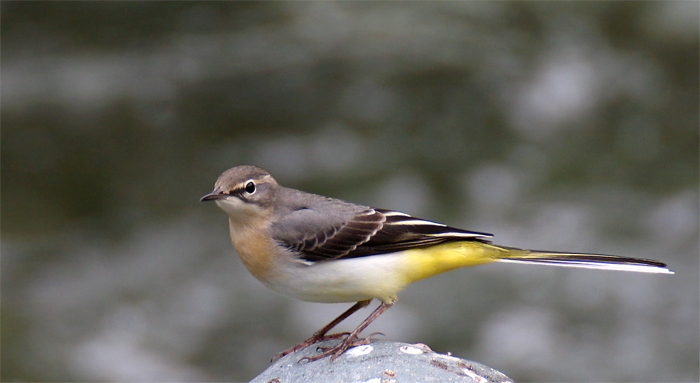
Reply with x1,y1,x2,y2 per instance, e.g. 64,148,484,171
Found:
200,191,227,202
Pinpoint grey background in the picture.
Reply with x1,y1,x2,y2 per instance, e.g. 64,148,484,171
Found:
2,2,698,382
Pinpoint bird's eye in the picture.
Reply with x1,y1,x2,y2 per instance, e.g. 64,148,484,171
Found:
245,181,256,194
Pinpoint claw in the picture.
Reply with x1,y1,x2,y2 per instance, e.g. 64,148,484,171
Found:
365,331,385,339
272,332,351,362
300,333,372,363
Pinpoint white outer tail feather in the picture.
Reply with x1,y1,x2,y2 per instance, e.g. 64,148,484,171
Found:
497,258,674,274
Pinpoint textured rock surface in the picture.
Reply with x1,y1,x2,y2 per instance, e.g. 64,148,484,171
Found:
250,340,514,383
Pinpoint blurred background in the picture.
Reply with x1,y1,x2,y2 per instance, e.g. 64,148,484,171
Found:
2,2,698,382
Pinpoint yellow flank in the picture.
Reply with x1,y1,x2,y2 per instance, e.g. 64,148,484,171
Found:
400,241,521,284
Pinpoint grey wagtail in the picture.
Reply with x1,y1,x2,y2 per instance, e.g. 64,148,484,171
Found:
201,165,673,362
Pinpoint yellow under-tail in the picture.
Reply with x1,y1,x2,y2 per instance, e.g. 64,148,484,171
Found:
400,241,673,285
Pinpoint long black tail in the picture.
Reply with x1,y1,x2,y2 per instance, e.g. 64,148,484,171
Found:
497,248,674,274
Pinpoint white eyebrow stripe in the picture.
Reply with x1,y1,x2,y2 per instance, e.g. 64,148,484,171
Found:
387,219,446,226
234,175,274,190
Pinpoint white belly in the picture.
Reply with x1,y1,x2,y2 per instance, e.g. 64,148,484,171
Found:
261,252,410,304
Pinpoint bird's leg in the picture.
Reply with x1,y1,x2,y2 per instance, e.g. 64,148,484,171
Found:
272,299,372,361
301,300,394,362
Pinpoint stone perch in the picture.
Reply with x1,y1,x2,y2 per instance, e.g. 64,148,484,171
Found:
250,340,514,383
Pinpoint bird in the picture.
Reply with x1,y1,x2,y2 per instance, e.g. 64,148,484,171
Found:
200,165,673,362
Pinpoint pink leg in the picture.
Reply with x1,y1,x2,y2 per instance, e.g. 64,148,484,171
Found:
272,300,372,361
301,301,394,362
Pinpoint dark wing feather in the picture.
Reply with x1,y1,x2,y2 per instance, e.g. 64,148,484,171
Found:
297,209,386,261
273,204,492,262
350,209,492,257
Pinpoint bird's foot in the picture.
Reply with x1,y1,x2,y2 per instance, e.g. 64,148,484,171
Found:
300,332,384,362
271,332,350,362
